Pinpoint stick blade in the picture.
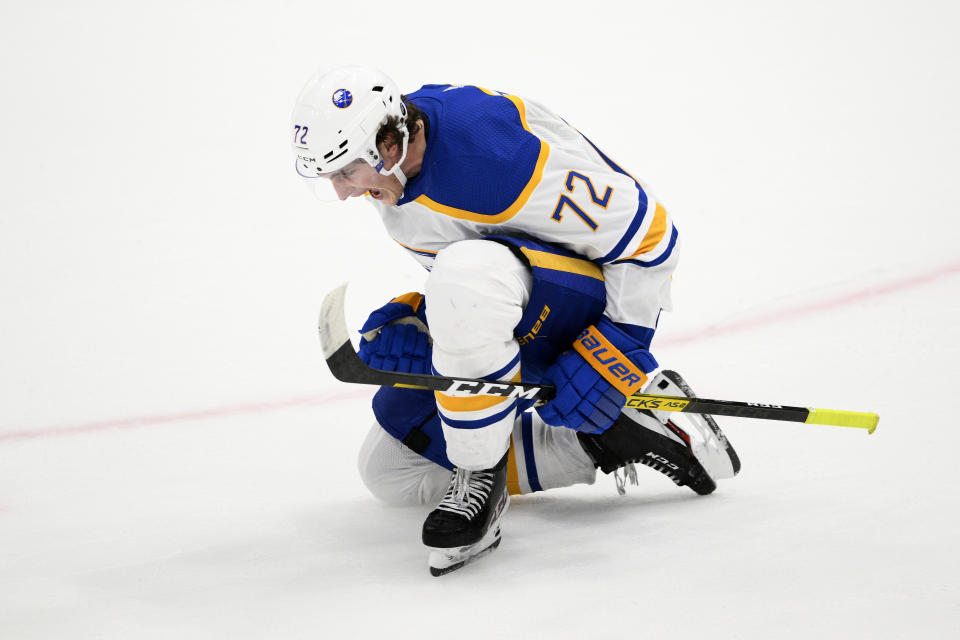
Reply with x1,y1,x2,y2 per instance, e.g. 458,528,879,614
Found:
317,282,424,388
319,282,350,360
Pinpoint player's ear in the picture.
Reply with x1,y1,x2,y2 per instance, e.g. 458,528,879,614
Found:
381,140,401,163
375,130,398,162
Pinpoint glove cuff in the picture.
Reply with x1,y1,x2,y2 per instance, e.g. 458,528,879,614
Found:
358,292,429,338
572,319,658,396
389,292,425,313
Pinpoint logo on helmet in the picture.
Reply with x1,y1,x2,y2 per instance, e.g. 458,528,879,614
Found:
332,89,353,109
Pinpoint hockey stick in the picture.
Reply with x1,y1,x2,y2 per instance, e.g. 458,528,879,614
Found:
319,284,879,433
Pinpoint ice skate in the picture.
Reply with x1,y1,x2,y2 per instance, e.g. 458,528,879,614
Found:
578,370,740,495
646,370,741,480
425,523,505,577
422,453,509,577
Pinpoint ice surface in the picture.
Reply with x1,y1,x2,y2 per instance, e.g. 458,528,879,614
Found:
2,1,959,638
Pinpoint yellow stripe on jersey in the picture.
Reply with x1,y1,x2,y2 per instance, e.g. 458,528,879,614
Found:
506,435,522,495
475,86,527,122
620,203,668,260
394,239,438,255
413,147,549,223
519,247,604,281
413,89,550,224
435,392,508,412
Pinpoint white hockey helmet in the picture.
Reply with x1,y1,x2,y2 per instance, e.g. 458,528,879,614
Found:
291,66,409,190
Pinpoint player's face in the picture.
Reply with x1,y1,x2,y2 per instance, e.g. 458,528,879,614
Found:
325,159,404,205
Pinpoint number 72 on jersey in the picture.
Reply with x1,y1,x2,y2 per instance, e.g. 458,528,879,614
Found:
550,170,613,232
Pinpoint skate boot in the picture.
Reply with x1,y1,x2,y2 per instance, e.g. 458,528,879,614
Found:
646,369,741,479
577,370,740,496
422,452,509,577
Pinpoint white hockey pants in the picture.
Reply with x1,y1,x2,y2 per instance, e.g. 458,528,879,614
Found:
424,240,532,470
357,411,597,506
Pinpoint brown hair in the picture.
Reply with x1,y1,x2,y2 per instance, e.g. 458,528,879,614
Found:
376,98,424,149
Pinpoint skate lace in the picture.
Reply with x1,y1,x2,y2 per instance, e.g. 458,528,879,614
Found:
437,467,495,519
614,462,639,496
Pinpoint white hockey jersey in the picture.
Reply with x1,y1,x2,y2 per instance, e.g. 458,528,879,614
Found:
370,84,678,333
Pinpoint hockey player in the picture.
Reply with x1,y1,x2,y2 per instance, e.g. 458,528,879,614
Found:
292,66,740,575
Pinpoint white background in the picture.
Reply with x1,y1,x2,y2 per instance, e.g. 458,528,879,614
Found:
2,1,958,638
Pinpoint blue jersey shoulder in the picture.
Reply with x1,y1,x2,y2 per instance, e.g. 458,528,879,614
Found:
398,85,544,216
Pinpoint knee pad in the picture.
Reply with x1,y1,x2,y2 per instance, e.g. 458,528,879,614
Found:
426,240,532,468
425,240,532,352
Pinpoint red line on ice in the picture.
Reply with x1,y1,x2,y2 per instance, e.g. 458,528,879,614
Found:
0,388,374,444
659,260,960,347
2,260,957,445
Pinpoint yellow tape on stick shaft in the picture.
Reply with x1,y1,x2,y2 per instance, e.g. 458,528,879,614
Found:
805,408,880,433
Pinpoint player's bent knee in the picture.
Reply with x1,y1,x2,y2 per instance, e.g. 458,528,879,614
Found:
356,423,452,506
425,240,532,348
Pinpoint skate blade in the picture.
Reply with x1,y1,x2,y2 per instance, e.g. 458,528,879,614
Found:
427,528,502,577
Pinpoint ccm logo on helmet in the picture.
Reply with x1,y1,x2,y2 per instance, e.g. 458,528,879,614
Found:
332,89,353,108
